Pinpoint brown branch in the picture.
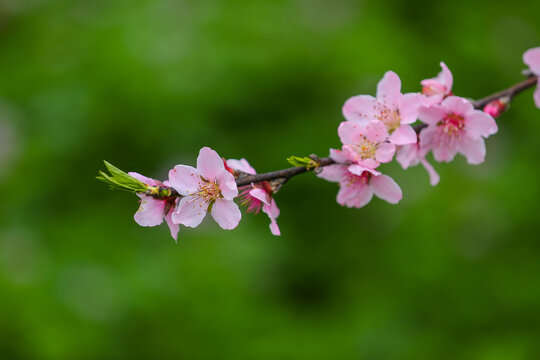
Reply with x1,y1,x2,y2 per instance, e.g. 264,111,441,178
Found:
472,75,537,108
151,75,538,198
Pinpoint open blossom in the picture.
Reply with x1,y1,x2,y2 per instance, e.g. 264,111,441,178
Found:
523,47,540,108
226,158,281,236
128,172,179,241
168,147,241,230
418,96,498,164
335,119,395,169
420,62,453,106
342,71,422,145
318,165,402,208
396,141,440,186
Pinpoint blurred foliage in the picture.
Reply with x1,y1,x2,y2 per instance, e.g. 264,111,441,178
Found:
1,0,540,359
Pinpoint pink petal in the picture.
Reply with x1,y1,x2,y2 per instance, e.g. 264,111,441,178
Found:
398,93,422,124
211,199,241,230
420,158,440,186
377,71,401,105
534,84,540,109
329,148,352,163
338,121,364,145
348,185,374,208
375,141,396,162
348,164,380,176
370,174,402,204
172,196,208,228
418,126,436,156
134,195,165,227
523,47,540,75
249,188,269,205
418,105,446,125
165,207,180,242
342,95,377,122
336,184,357,206
128,172,158,186
169,165,201,196
389,125,417,145
268,218,281,236
364,120,390,143
439,62,453,89
357,158,380,170
432,136,459,163
441,96,474,117
396,144,420,169
197,147,225,180
214,170,238,200
465,111,498,139
459,137,486,165
226,158,256,175
317,164,348,182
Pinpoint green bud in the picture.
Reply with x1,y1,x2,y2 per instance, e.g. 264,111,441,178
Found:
286,156,319,170
96,161,149,193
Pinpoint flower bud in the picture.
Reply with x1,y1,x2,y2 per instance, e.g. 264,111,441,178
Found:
483,97,509,118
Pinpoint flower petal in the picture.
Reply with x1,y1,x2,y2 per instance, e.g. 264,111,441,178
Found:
128,172,158,186
465,111,498,139
377,71,401,105
329,148,352,163
441,96,474,117
211,199,241,230
398,93,422,124
534,84,540,109
420,158,440,186
214,170,238,200
459,137,486,165
197,147,225,180
227,158,257,175
396,144,420,169
348,185,374,208
134,195,165,227
172,196,208,228
375,141,396,162
348,164,380,176
249,188,269,205
164,206,180,242
439,62,453,89
317,164,348,182
169,165,201,196
338,121,364,145
418,105,446,125
389,125,417,145
342,95,377,122
370,174,402,204
523,47,540,75
364,120,390,143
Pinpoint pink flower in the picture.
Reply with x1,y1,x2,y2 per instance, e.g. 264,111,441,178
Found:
318,165,402,208
227,158,281,236
418,96,498,164
396,141,440,186
420,62,453,106
128,172,180,241
335,119,395,169
523,47,540,108
168,147,241,230
483,98,509,118
342,71,422,145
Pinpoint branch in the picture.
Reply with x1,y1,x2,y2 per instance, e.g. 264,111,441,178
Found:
471,75,538,108
145,74,538,199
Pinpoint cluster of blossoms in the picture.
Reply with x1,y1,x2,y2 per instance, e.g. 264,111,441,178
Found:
101,47,540,241
319,62,498,207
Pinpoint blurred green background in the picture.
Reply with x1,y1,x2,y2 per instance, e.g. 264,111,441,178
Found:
1,0,540,359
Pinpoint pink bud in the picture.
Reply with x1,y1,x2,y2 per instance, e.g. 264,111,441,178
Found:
483,98,509,118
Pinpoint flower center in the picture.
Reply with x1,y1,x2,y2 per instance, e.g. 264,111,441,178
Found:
197,178,222,203
352,137,378,159
440,113,465,137
376,104,401,133
344,171,371,187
